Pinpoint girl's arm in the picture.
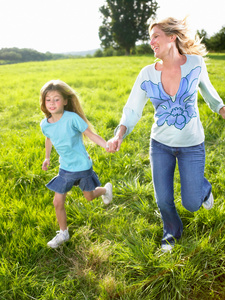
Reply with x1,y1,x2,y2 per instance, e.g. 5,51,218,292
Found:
83,127,107,149
42,137,52,171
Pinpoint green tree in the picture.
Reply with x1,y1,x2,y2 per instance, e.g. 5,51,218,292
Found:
94,49,104,57
135,43,153,54
197,29,211,50
99,0,158,55
197,27,225,52
209,26,225,51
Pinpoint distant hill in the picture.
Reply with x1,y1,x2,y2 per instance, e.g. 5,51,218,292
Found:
0,47,100,64
62,49,99,56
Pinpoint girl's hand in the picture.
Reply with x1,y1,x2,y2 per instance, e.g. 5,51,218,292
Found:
42,158,50,171
106,136,123,153
106,124,126,152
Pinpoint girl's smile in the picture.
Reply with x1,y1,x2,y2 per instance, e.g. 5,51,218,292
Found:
45,91,67,120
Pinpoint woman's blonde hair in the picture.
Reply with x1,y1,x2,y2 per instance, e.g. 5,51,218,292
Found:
40,80,91,127
149,17,207,56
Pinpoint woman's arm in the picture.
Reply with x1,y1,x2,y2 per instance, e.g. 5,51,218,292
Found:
199,57,225,114
83,127,107,149
42,137,52,171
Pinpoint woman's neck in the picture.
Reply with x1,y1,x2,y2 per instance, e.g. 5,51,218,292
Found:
157,51,186,71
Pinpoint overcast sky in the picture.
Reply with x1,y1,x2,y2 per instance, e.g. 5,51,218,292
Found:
0,0,224,53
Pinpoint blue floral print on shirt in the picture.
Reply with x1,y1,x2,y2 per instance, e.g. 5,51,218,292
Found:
141,67,201,130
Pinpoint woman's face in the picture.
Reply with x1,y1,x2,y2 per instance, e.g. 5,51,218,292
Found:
150,25,174,59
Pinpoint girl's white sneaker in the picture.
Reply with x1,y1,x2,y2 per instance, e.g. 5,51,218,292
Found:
47,229,70,248
102,182,113,204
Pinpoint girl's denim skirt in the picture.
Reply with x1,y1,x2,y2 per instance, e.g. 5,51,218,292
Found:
46,167,101,194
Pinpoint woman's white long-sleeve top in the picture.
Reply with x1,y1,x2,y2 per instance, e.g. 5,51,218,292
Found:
118,54,224,147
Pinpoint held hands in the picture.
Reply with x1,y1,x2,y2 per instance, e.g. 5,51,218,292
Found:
106,136,123,153
42,158,50,171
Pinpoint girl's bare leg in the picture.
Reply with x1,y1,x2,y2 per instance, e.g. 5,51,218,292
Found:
53,192,67,230
83,187,106,201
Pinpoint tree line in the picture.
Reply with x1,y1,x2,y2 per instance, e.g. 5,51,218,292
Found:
94,26,225,57
0,48,70,64
197,27,225,52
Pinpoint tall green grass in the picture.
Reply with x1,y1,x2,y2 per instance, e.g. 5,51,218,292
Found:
0,54,225,299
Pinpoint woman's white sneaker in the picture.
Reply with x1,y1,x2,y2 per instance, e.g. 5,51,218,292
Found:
47,229,70,248
202,192,214,210
161,243,174,252
102,182,113,204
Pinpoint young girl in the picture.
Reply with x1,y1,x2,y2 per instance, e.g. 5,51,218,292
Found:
40,80,112,249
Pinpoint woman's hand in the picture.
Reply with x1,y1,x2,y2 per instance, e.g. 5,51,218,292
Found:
106,125,127,153
106,136,123,153
219,106,225,119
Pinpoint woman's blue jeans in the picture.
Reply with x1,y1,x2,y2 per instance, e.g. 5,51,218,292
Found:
149,139,212,245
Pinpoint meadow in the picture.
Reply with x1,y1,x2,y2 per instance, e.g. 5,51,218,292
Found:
0,53,225,300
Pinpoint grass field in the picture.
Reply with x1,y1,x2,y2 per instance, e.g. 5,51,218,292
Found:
0,54,225,299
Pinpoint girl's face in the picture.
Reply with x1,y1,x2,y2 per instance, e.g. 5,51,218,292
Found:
150,26,174,59
45,91,67,116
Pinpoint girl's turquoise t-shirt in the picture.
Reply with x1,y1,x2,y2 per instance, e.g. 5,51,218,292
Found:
40,110,92,172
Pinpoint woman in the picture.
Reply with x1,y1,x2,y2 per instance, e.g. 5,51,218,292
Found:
107,17,225,252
